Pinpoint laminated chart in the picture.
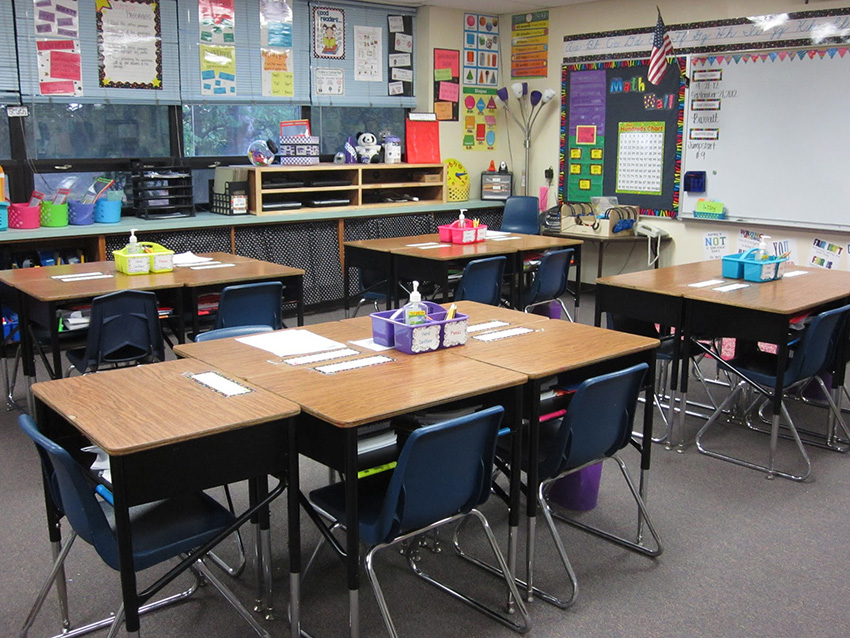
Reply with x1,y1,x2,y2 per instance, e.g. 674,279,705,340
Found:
463,13,499,86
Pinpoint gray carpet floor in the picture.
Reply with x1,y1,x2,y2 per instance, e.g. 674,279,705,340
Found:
2,293,849,637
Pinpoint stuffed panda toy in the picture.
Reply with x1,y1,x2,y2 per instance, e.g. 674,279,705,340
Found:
355,132,383,164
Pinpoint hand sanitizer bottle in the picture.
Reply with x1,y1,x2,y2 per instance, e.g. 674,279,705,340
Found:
758,235,770,260
126,228,141,254
404,281,428,325
458,209,468,227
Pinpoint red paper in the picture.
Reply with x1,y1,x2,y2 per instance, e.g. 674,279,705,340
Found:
405,119,440,164
50,50,81,81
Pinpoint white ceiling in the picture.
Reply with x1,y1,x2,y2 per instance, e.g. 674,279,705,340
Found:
386,0,597,18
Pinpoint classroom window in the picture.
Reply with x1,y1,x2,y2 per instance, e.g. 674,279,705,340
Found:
24,103,170,160
0,108,10,159
311,106,406,156
182,104,302,157
32,171,130,205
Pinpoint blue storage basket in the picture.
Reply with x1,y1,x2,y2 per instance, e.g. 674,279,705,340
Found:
94,199,122,223
0,201,8,231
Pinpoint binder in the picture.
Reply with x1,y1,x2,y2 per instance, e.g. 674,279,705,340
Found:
405,118,440,164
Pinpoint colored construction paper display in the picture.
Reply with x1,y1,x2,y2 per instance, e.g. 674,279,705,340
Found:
433,48,460,121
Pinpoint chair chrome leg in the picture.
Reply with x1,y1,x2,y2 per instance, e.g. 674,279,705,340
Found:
20,533,76,638
194,558,272,638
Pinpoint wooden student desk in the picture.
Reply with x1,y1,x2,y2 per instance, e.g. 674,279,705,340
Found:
175,317,526,638
597,261,850,476
453,310,659,598
343,232,583,317
31,359,300,636
0,253,305,385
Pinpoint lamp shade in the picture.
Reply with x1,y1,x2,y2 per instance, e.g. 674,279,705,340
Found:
541,88,557,104
497,87,509,102
530,90,542,107
511,82,527,98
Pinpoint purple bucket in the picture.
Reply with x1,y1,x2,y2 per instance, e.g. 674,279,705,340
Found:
68,200,95,225
547,462,603,511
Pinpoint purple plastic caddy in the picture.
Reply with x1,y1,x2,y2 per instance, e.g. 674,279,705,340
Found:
371,301,468,354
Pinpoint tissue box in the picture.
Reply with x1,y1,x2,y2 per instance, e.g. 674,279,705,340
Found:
278,136,320,165
371,302,468,354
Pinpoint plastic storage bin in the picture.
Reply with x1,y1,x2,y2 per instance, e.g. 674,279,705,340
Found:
547,463,603,511
437,220,487,244
371,301,468,354
0,201,8,231
94,199,122,223
68,200,95,225
113,242,174,275
8,203,41,229
40,201,69,227
722,248,786,282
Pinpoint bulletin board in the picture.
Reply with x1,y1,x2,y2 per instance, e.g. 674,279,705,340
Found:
681,47,850,230
559,58,685,216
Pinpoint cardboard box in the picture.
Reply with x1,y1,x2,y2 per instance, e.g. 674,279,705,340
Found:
560,214,634,237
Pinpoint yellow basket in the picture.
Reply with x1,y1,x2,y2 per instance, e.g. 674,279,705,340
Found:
113,242,174,275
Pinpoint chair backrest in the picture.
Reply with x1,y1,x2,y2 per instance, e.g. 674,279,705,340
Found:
215,281,284,330
18,415,121,569
539,363,648,480
500,196,540,235
370,405,504,545
524,248,574,307
196,325,274,342
84,290,164,370
454,256,506,306
786,303,850,384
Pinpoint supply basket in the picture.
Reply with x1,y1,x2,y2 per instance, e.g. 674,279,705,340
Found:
40,201,69,227
722,248,786,282
9,203,41,229
371,301,468,354
113,242,174,275
437,220,487,244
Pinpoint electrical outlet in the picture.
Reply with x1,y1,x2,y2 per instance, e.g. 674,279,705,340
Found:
544,166,554,181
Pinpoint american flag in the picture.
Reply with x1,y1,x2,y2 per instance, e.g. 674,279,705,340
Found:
647,10,674,85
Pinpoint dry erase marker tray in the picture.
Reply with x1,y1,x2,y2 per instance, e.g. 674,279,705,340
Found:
437,220,487,244
113,242,174,275
721,248,786,283
371,302,468,354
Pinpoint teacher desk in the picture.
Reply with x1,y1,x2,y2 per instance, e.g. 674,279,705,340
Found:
31,359,300,636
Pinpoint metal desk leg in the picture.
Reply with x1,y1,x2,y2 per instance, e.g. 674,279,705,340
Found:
506,385,523,612
344,428,360,638
288,425,301,638
525,381,540,603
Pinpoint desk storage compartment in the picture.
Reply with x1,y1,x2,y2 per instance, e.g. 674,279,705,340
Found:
722,248,786,282
371,302,468,354
113,242,174,275
437,220,487,244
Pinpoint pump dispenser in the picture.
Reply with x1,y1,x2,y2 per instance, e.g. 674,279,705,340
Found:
126,228,141,254
758,235,770,260
458,209,467,227
403,280,428,325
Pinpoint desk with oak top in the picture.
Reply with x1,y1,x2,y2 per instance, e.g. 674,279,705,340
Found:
343,233,583,317
175,316,526,638
31,359,300,636
597,261,850,475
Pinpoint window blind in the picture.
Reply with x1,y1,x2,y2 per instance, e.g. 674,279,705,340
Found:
0,2,20,101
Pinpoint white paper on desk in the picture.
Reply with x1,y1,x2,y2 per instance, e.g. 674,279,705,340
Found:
782,270,809,278
190,263,236,270
238,329,346,357
713,283,750,292
467,320,509,333
405,241,438,247
416,243,451,249
490,236,522,241
350,337,394,352
484,230,510,237
688,279,724,288
52,271,104,280
172,252,214,266
474,326,534,341
191,371,252,396
56,273,114,282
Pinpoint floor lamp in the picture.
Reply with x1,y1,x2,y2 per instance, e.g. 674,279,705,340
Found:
496,83,556,196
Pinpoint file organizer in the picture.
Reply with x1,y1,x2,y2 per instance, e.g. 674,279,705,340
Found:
437,220,487,244
113,242,174,275
371,302,468,354
722,248,787,282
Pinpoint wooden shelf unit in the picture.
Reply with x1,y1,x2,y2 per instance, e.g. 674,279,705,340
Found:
248,163,446,215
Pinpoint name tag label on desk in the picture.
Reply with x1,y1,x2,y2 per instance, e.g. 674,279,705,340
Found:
190,371,253,397
713,282,750,292
688,279,724,288
54,272,114,282
467,320,510,333
285,348,359,366
416,243,451,249
405,241,439,247
474,326,534,341
489,236,522,241
782,270,809,278
190,263,237,270
315,355,393,375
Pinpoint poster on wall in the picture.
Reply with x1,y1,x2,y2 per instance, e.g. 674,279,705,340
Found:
260,0,293,48
560,58,684,216
463,13,499,87
261,48,293,97
354,26,382,82
97,0,162,90
808,238,842,269
313,6,345,59
33,0,80,38
198,0,235,44
37,39,82,96
462,87,498,151
433,49,459,121
200,44,236,95
511,11,548,79
315,67,344,95
387,15,414,97
703,231,729,260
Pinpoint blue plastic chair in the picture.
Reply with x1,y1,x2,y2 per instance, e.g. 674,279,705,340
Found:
66,290,164,375
454,256,507,306
522,248,575,321
500,196,540,235
214,281,284,330
488,363,659,609
17,414,270,638
696,303,850,481
308,406,530,637
350,268,388,318
195,324,274,342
